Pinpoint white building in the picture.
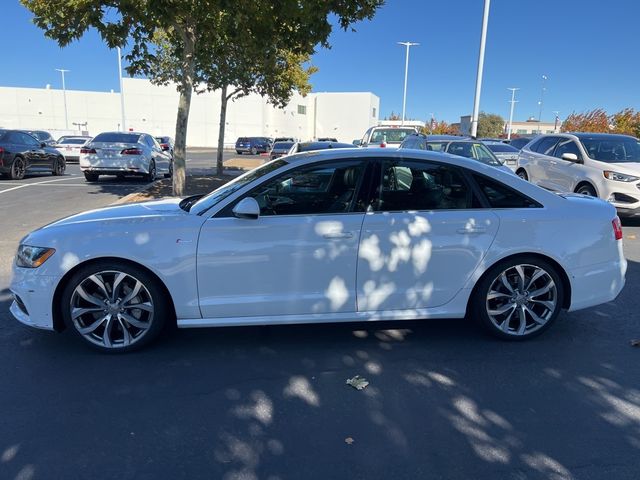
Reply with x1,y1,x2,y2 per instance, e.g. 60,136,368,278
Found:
0,78,380,147
459,115,559,137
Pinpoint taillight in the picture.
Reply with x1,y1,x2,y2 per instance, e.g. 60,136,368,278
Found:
612,217,623,240
80,148,96,154
160,144,169,150
121,148,143,155
380,142,386,148
0,146,4,166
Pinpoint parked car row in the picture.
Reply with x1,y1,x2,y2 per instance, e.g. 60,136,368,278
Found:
0,129,66,179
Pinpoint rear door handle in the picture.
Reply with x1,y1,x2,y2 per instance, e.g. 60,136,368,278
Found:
549,160,557,165
457,227,486,235
323,231,354,239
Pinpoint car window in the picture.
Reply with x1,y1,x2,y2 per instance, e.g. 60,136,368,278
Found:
472,143,503,166
553,139,582,160
425,142,446,152
531,137,560,155
487,143,519,153
375,160,473,211
245,160,367,216
59,138,88,145
473,175,541,208
93,133,140,143
369,128,415,144
20,133,40,147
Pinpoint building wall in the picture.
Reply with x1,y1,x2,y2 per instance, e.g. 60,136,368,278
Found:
0,78,379,147
459,115,558,136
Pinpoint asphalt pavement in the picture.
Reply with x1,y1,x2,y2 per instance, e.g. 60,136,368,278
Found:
0,153,639,480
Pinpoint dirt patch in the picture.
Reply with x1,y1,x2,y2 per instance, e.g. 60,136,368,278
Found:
115,175,234,204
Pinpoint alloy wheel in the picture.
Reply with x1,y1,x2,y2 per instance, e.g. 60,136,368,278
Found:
70,271,154,349
485,264,557,336
11,158,25,180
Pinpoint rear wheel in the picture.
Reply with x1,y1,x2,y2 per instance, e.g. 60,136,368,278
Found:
236,150,242,155
61,260,170,352
516,169,528,181
145,160,156,182
52,156,66,176
575,183,596,197
84,172,99,182
164,160,173,179
9,156,26,180
472,256,564,340
250,147,257,155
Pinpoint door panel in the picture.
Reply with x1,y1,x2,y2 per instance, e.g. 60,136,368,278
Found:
197,214,364,318
548,139,583,192
357,210,499,310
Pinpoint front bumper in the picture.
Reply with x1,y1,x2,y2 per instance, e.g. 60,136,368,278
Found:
9,267,60,331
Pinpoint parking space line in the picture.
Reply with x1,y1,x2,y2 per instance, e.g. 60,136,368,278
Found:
0,175,81,195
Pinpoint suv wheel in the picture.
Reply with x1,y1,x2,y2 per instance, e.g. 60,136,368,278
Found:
576,184,596,197
250,147,257,155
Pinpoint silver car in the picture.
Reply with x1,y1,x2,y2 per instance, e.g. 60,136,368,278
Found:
80,132,172,182
484,141,520,172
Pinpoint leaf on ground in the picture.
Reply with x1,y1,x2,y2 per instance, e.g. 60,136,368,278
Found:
631,339,640,347
345,437,355,445
346,375,369,390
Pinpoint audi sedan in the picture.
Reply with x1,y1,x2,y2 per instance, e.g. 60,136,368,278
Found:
10,148,626,352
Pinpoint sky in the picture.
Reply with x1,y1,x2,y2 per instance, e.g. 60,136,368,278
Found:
1,0,639,124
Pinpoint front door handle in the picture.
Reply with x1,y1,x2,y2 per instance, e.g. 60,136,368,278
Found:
457,227,486,235
549,160,557,165
323,231,354,240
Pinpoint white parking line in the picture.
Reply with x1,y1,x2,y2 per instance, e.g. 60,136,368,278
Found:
0,175,80,195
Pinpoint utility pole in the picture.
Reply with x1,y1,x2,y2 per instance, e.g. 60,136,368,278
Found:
117,47,126,131
507,87,519,140
398,41,419,126
55,68,70,129
553,110,560,132
537,74,547,132
470,0,491,138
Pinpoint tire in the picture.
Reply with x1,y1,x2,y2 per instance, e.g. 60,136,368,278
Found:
116,174,126,180
84,172,99,182
250,147,257,155
471,256,564,341
60,260,171,353
9,156,26,180
145,160,156,182
575,183,596,197
516,169,528,181
52,156,66,176
164,160,173,179
236,150,242,155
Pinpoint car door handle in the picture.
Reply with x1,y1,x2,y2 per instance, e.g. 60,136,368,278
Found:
323,231,354,239
457,227,486,235
549,160,557,165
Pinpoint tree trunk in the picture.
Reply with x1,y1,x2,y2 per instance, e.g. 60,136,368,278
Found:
216,85,228,176
172,27,196,197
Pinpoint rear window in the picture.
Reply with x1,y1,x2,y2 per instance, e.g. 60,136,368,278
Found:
487,143,519,153
369,128,415,144
155,137,170,143
59,138,88,145
237,137,249,142
93,133,141,143
273,142,294,149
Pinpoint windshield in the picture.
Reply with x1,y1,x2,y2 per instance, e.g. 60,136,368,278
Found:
29,131,49,141
487,143,518,153
370,128,415,144
93,133,140,143
579,136,640,163
446,141,503,167
190,159,288,213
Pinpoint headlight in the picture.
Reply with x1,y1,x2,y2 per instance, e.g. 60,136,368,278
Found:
16,245,56,268
603,171,640,182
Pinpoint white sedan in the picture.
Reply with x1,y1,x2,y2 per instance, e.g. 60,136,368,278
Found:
10,149,626,352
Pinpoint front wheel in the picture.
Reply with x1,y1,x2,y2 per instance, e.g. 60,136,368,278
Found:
575,184,596,197
61,261,171,352
52,156,66,176
472,256,564,340
9,157,26,180
250,147,257,155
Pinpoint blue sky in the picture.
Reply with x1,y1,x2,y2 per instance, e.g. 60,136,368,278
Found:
2,0,638,123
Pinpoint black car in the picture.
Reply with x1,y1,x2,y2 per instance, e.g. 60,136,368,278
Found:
0,130,66,180
155,136,174,157
270,141,295,160
26,130,56,146
317,137,338,142
235,137,272,155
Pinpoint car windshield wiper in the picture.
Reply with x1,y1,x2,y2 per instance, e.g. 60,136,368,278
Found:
179,194,204,212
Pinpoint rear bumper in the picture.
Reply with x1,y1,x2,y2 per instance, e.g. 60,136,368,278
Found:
567,245,627,311
80,155,151,174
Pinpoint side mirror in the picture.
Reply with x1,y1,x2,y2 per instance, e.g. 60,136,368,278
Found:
561,153,579,162
40,142,47,148
352,140,361,146
232,197,260,220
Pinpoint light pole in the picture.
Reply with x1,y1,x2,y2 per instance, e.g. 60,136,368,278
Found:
470,0,491,138
117,47,126,131
537,74,547,132
553,110,560,132
506,87,519,140
397,41,419,126
55,68,70,129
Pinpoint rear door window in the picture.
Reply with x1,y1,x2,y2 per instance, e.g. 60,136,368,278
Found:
473,174,541,208
531,137,560,155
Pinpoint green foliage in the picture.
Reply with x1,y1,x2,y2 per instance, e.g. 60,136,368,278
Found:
476,112,505,138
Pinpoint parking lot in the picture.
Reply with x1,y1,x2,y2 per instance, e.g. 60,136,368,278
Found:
1,152,639,480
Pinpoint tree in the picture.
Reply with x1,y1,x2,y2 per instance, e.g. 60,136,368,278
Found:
476,112,505,138
386,111,401,121
419,120,458,135
22,0,383,194
610,108,640,137
561,109,610,133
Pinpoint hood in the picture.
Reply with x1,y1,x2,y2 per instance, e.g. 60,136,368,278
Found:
607,162,640,175
41,198,187,229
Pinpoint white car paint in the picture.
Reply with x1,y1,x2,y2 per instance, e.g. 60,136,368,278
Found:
10,149,626,337
359,126,417,149
517,133,640,217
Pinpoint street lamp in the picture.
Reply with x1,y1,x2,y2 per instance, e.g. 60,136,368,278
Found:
55,68,70,129
506,87,519,140
537,74,548,132
117,47,126,131
397,41,419,126
470,0,491,138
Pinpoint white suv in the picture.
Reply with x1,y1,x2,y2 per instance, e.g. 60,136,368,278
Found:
517,133,640,217
359,126,418,148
